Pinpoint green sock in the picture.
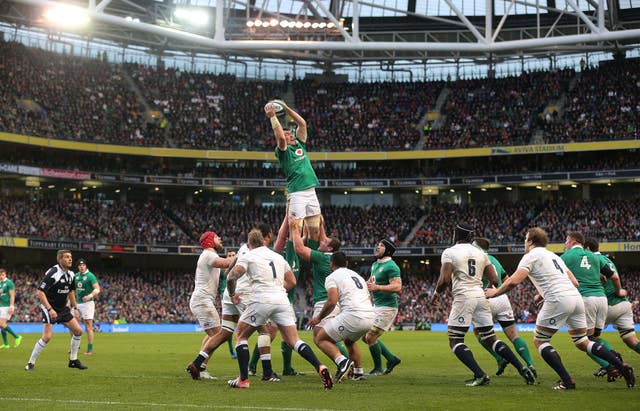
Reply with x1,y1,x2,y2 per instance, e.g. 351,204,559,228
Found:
336,341,348,357
378,340,396,362
1,329,7,345
596,337,614,351
227,339,235,356
635,341,640,354
369,342,382,371
248,343,260,370
5,326,18,338
88,343,93,352
281,341,293,371
477,336,502,362
512,337,534,366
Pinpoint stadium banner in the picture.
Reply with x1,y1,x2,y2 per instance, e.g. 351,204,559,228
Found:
570,169,640,179
28,239,79,249
4,131,638,161
423,178,449,186
0,163,19,173
95,244,136,253
10,323,639,334
0,236,28,248
392,179,423,187
40,168,91,180
136,245,179,254
495,172,569,183
450,176,493,185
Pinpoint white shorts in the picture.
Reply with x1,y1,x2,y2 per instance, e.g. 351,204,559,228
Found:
240,302,296,328
448,296,493,328
288,188,321,220
323,312,374,343
606,301,635,331
221,298,248,317
583,296,608,330
536,295,586,331
77,301,95,321
190,298,221,330
0,307,12,320
372,306,398,331
313,301,341,328
489,294,515,323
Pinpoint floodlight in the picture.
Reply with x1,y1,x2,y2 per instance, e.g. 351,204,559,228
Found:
270,18,278,27
303,22,311,28
43,5,90,27
173,7,209,27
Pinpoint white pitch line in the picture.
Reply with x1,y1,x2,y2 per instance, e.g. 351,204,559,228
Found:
0,397,346,411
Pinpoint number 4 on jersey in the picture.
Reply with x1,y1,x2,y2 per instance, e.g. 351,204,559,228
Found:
580,255,591,270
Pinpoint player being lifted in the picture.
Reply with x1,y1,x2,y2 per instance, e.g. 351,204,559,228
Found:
433,224,535,387
486,227,635,389
264,99,322,242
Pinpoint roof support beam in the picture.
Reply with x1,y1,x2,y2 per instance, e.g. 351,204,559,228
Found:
311,0,353,42
443,0,486,44
565,0,602,33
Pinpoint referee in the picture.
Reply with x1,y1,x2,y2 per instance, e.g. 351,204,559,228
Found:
25,249,88,371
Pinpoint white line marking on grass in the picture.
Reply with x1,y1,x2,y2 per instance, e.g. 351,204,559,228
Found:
0,397,345,411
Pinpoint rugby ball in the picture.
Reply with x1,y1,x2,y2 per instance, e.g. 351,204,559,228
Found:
269,99,286,114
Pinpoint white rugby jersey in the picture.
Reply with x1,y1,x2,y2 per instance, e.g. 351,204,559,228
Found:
441,243,490,298
223,243,252,302
517,246,579,301
325,267,374,316
236,246,291,305
190,249,220,302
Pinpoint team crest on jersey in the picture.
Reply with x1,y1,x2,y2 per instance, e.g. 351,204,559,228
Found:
457,316,465,324
295,148,303,156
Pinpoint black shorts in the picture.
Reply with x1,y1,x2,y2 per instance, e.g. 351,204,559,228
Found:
40,305,73,324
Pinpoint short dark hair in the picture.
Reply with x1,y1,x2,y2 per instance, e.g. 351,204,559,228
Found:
331,251,348,268
328,237,341,252
567,231,585,245
256,223,272,238
527,227,549,247
57,249,72,260
584,237,599,252
0,268,6,275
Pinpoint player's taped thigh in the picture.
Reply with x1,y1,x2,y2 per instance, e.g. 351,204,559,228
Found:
534,328,553,342
447,328,466,343
620,328,635,340
304,214,321,228
222,320,237,333
258,334,271,348
571,332,588,345
478,328,496,341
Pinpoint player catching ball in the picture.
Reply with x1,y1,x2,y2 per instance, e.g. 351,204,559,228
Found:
264,99,322,242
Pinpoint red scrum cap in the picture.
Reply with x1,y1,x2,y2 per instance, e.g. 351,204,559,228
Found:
199,231,217,249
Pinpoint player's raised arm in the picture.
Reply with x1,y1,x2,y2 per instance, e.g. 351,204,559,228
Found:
288,215,312,262
273,210,289,254
265,102,288,151
283,103,307,143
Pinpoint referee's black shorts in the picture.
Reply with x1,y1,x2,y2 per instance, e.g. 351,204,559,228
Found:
40,305,73,324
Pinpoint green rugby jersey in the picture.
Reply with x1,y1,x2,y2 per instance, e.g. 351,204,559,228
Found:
482,254,506,290
307,238,331,304
0,278,15,307
561,246,605,297
371,258,401,308
285,240,300,304
275,139,319,194
74,271,99,302
594,252,628,306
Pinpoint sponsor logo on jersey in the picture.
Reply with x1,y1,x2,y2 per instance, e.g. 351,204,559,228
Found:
295,148,303,156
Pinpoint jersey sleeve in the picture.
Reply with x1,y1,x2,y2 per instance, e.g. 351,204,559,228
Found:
88,273,98,285
310,249,325,264
517,252,534,273
7,279,15,291
388,263,401,279
236,252,250,270
324,274,337,290
38,268,57,292
441,248,453,264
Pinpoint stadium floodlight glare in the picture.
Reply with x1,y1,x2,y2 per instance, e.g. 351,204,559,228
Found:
311,22,319,29
173,7,209,27
269,18,279,27
295,21,303,28
303,21,311,28
327,22,335,28
254,19,263,27
43,5,90,28
246,20,254,27
279,20,288,28
319,22,327,28
125,16,140,23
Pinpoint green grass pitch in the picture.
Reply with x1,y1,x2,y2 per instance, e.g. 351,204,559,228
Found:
0,331,636,410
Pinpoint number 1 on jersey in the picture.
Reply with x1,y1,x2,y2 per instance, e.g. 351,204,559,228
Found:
269,261,276,278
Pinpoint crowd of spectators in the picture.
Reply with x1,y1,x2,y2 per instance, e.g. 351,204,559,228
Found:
3,195,640,246
2,39,639,153
423,69,575,148
544,60,640,144
9,267,639,325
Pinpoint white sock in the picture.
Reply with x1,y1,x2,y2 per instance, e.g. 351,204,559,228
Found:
29,338,48,364
334,355,348,366
354,367,364,375
70,335,82,360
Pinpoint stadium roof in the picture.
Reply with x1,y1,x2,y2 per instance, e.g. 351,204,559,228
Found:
1,0,639,67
